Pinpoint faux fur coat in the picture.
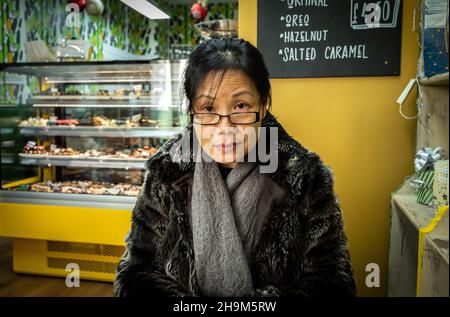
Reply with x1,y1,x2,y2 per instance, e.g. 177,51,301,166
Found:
114,111,356,297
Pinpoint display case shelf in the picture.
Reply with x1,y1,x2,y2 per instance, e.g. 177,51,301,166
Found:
0,60,185,83
44,76,154,84
0,128,14,134
31,95,153,101
32,103,179,108
0,190,136,210
43,78,181,84
19,154,147,170
1,157,14,164
19,126,182,138
1,60,155,77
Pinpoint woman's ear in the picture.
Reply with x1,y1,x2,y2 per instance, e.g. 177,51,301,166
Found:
261,105,268,120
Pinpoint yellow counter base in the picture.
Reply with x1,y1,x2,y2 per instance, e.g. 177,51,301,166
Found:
0,198,131,283
13,238,125,283
0,201,131,245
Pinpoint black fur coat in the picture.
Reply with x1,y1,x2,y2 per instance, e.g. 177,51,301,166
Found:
114,111,356,297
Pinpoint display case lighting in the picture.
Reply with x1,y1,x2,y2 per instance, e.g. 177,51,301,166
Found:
120,0,169,20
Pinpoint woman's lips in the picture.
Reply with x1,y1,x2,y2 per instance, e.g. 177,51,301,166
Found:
213,142,242,151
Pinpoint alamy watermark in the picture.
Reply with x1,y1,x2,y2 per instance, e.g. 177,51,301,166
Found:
365,263,380,288
65,263,80,288
65,3,81,28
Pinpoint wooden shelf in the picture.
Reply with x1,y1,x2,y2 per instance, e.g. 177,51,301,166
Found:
426,210,449,263
426,234,449,264
421,211,449,297
389,178,449,297
419,72,449,86
391,179,435,229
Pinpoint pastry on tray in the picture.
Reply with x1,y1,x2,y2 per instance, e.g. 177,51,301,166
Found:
96,89,109,96
23,142,158,159
23,141,46,154
113,88,130,96
22,143,80,156
39,88,61,96
55,119,79,126
25,180,141,197
20,117,79,127
19,117,49,127
64,89,83,95
139,117,158,127
92,116,117,127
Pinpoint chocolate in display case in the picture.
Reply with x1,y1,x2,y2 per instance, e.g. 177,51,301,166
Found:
0,60,187,209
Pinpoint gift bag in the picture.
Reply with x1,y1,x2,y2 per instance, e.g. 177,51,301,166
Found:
415,169,435,206
412,147,445,207
433,160,449,211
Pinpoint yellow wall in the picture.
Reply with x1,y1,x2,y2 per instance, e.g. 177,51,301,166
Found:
239,0,419,296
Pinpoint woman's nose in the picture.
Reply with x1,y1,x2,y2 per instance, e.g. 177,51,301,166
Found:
216,115,234,129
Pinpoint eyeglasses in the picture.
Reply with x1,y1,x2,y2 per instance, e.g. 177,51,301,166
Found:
191,111,260,125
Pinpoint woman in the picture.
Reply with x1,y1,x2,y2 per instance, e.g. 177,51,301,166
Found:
114,38,356,297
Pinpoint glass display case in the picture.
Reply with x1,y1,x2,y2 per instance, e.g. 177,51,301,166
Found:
0,60,186,209
0,60,186,282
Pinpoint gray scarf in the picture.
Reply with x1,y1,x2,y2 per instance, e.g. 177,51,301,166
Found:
190,160,266,296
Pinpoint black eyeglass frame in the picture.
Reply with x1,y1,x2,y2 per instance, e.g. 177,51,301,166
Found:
190,105,263,125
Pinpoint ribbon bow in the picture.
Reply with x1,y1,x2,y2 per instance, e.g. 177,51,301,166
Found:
414,147,445,173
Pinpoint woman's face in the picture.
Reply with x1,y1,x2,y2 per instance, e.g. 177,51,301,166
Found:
192,70,266,168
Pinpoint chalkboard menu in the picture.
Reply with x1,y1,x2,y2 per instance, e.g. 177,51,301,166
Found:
257,0,403,78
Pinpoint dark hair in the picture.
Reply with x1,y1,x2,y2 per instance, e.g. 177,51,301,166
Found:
182,37,272,120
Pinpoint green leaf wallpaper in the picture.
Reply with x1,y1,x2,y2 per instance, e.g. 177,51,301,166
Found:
0,0,238,63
